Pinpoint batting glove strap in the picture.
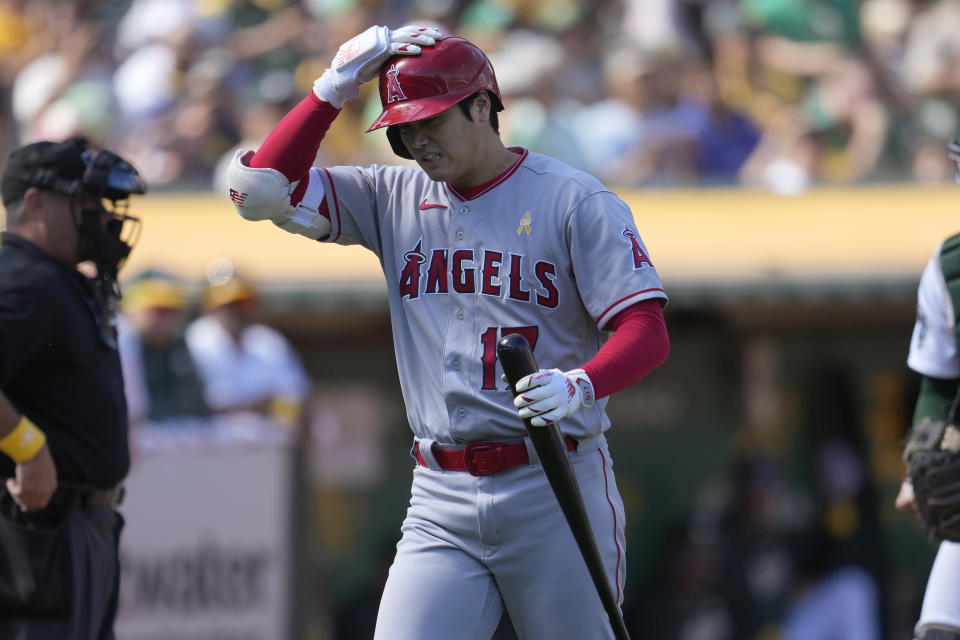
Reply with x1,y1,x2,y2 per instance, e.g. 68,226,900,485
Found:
313,25,441,108
513,368,595,427
568,369,596,407
273,173,331,240
273,205,331,240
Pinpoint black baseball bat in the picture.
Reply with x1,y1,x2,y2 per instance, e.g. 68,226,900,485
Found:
497,333,631,640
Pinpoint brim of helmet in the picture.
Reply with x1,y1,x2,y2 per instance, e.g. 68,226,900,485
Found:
365,94,469,132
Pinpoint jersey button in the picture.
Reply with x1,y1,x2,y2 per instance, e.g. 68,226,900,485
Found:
459,206,469,215
457,408,467,417
456,230,465,240
453,360,461,370
456,309,465,320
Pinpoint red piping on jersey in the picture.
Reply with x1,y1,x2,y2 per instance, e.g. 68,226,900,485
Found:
446,148,528,201
321,168,342,243
597,289,666,328
599,447,624,605
582,299,669,400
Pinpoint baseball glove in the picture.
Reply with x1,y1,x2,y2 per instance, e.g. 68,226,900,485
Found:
904,415,960,542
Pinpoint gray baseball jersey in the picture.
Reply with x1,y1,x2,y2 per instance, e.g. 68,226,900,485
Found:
249,145,667,639
304,148,667,444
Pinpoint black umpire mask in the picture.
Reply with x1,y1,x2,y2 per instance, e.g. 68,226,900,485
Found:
1,138,146,274
75,202,138,271
73,147,145,274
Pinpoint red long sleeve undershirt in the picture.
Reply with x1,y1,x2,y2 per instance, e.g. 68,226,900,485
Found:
582,299,670,400
249,92,339,206
248,93,670,398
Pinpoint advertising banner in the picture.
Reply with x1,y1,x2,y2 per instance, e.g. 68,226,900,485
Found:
115,420,293,640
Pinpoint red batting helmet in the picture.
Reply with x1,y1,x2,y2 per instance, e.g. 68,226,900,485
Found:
366,36,504,159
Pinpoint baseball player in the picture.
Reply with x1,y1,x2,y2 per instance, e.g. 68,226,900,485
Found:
226,26,670,639
895,138,960,640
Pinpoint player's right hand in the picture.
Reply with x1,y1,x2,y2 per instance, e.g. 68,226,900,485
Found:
6,444,57,512
313,25,441,108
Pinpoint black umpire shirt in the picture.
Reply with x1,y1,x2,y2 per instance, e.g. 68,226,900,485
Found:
0,232,129,487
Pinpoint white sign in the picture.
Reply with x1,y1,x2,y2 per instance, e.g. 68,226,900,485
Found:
115,419,293,640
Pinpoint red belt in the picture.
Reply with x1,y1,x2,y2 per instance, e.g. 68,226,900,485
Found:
415,436,578,476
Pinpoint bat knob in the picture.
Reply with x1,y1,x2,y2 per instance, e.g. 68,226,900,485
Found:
497,333,538,388
498,332,530,354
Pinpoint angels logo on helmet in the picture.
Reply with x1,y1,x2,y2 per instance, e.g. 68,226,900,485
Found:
385,65,408,104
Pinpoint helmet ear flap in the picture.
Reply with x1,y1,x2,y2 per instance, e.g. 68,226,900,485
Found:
386,126,413,160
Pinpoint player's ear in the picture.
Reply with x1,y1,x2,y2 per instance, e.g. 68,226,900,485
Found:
471,92,492,122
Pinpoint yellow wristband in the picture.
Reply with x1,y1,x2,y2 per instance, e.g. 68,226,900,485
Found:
0,415,47,463
269,396,302,425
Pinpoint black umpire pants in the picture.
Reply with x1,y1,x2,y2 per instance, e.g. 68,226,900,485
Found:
0,488,124,640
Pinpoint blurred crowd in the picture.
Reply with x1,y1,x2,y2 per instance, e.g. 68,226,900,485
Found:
1,0,959,194
116,261,312,432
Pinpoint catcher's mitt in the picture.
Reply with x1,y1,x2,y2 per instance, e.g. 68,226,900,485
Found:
905,416,960,542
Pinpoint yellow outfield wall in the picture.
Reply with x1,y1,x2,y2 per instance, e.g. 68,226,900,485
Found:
120,184,959,286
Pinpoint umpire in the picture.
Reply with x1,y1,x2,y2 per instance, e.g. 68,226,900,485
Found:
0,138,145,638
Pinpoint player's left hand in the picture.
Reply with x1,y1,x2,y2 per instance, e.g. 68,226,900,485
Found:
513,368,595,427
314,24,442,108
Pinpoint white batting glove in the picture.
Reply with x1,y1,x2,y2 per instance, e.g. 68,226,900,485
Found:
513,369,595,427
313,25,441,108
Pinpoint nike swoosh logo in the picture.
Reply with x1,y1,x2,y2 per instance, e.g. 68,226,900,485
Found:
419,198,447,211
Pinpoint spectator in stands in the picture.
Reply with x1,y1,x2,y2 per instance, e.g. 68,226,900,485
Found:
672,59,761,184
117,269,209,426
571,45,696,185
738,55,889,191
185,258,311,430
899,0,960,100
